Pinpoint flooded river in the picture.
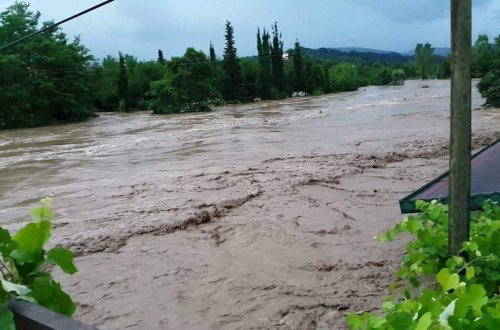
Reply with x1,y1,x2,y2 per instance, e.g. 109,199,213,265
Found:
0,80,489,226
0,80,499,329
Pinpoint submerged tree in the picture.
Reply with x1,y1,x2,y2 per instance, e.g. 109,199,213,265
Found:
415,43,435,79
221,21,246,101
147,48,215,114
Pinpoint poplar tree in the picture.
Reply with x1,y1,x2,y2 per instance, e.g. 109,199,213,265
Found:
257,28,272,99
157,49,166,65
415,43,435,79
293,40,305,93
118,52,129,111
222,21,245,101
209,41,216,65
270,22,285,94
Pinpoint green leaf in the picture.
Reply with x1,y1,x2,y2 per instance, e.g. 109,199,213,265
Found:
346,313,366,329
368,315,386,328
30,206,53,222
10,248,34,264
31,276,76,316
47,247,77,275
387,312,413,329
1,279,31,296
0,305,15,330
428,205,441,220
415,312,432,330
468,284,488,314
386,229,395,241
436,268,459,291
409,276,421,288
382,301,395,311
30,198,53,222
0,227,11,245
455,284,488,318
407,220,421,233
466,267,475,280
12,220,52,255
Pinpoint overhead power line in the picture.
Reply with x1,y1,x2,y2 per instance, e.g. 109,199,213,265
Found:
0,0,115,51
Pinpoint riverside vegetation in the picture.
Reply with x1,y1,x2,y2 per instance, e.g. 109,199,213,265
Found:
6,1,499,130
0,198,77,330
347,200,500,329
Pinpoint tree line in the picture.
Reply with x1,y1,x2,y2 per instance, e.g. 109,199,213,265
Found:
0,1,497,130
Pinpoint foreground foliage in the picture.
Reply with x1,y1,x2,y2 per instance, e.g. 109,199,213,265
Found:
348,200,500,329
0,198,77,329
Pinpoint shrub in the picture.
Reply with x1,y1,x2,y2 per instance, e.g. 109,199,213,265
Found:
347,200,500,329
0,198,77,329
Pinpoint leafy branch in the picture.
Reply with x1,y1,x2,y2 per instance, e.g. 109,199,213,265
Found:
0,198,77,329
348,200,500,329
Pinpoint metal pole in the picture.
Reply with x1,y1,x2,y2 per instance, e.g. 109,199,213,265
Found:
449,0,472,256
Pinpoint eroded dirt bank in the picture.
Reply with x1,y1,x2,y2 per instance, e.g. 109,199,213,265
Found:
1,80,499,329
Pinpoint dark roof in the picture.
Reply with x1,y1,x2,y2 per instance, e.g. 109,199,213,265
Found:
400,139,500,213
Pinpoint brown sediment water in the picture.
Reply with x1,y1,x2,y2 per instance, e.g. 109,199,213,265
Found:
0,80,499,329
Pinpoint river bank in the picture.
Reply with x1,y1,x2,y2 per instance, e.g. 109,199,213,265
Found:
1,80,499,329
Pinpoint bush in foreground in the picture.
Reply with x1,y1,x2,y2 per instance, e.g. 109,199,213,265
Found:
0,198,77,329
348,200,500,329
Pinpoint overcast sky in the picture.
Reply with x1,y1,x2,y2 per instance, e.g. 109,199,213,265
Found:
1,0,500,60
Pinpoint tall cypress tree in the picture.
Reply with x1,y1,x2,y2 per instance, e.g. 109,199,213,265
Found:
222,21,245,101
157,49,166,65
256,28,263,65
209,41,216,65
257,28,272,99
293,40,305,93
118,52,129,111
270,22,285,94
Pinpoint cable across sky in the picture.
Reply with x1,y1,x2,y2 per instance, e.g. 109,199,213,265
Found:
0,0,115,51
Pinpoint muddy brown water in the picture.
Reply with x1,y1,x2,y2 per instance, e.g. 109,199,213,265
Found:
0,80,499,329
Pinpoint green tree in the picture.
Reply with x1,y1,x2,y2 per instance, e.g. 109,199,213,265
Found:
257,28,272,99
147,48,215,114
391,68,406,85
293,40,306,93
221,21,246,102
303,57,326,95
209,41,216,66
157,49,166,65
477,34,500,107
240,58,259,100
437,56,451,79
118,52,129,111
415,43,435,79
0,2,97,129
472,34,494,78
329,63,363,92
270,22,285,95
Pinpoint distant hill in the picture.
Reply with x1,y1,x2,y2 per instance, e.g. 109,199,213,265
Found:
332,47,396,55
285,47,411,64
